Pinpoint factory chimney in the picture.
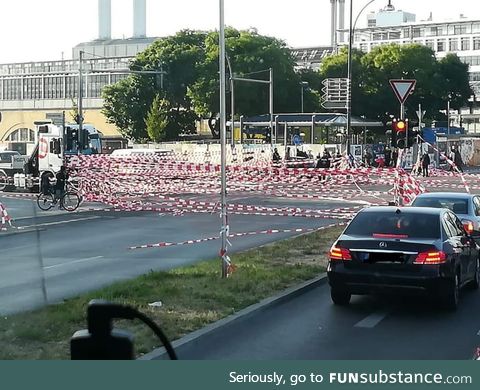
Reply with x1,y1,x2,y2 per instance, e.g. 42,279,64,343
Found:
133,0,147,38
330,0,338,47
98,0,112,40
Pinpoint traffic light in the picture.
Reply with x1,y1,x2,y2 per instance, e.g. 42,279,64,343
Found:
393,118,408,149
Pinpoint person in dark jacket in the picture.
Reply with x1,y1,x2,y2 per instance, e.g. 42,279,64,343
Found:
272,148,281,163
421,152,431,177
54,166,68,200
454,149,464,172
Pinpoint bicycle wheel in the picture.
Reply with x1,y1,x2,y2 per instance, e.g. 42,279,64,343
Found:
61,191,81,212
37,193,55,211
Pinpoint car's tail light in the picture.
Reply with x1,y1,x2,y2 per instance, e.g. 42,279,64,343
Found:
329,246,352,261
462,219,474,235
414,251,447,265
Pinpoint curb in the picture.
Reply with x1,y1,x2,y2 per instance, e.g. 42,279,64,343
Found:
140,273,328,360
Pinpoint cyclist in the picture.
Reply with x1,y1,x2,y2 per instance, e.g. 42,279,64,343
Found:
54,166,69,201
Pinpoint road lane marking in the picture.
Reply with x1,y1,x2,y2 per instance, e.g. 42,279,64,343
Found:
354,311,390,328
17,216,100,229
44,256,105,270
477,329,480,336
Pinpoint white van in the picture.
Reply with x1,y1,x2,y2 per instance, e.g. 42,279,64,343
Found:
111,148,173,157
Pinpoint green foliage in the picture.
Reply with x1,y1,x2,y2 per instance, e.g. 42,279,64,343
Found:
103,28,324,141
320,44,472,123
103,30,207,141
145,94,169,142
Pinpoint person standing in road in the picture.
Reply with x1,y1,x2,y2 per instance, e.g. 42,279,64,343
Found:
454,149,464,172
272,148,281,163
449,148,456,171
421,152,431,177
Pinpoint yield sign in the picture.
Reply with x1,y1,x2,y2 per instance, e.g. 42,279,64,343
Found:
389,79,416,104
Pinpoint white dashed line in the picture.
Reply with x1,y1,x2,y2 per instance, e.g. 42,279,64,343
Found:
354,311,390,328
44,256,105,270
17,216,100,229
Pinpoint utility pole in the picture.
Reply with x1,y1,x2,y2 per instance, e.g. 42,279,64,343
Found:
269,68,274,144
78,50,84,152
219,0,228,279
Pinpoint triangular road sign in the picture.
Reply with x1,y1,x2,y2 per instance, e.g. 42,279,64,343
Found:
389,79,416,104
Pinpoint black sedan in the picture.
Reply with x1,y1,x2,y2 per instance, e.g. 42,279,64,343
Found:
327,206,480,309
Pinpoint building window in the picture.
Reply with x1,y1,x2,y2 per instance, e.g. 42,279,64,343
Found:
437,40,446,52
65,76,78,99
461,37,471,51
425,40,435,50
2,78,22,100
449,38,459,51
454,25,467,35
470,72,480,82
88,74,109,98
403,28,410,38
412,28,423,38
389,31,401,40
44,76,64,99
474,37,480,50
23,77,42,100
6,128,35,142
473,23,480,33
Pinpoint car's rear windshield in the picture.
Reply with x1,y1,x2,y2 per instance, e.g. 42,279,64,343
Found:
345,211,441,239
412,197,469,215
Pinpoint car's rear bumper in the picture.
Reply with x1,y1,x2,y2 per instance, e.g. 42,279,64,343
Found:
327,262,454,296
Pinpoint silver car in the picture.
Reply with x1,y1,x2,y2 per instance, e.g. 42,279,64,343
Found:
411,192,480,235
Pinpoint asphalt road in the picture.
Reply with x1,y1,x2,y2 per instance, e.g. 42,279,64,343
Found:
173,280,480,360
0,195,353,315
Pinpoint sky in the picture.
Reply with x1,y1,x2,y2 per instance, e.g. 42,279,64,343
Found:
0,0,478,64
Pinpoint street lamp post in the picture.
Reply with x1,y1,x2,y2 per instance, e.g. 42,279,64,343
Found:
219,0,228,279
300,81,309,113
346,0,376,154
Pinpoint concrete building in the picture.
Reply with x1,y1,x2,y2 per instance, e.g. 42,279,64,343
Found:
367,1,416,27
352,16,480,132
0,0,151,151
293,1,480,134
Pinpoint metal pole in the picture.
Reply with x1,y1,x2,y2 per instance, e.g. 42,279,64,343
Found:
274,115,279,146
231,77,235,146
240,115,244,144
346,0,353,155
78,50,84,152
311,115,315,144
226,54,235,146
219,0,228,279
301,85,304,113
269,68,274,145
447,99,451,135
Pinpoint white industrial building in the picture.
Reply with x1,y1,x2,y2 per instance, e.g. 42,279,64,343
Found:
293,1,480,133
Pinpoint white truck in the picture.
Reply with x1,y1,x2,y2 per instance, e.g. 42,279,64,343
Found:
0,121,102,192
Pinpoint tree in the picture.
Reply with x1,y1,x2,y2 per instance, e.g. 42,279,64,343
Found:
103,30,207,141
145,94,169,142
189,28,319,137
319,44,472,124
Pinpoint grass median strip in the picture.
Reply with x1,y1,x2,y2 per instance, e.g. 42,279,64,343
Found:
0,225,343,359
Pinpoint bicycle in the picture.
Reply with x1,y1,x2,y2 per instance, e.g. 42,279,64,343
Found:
37,181,82,212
